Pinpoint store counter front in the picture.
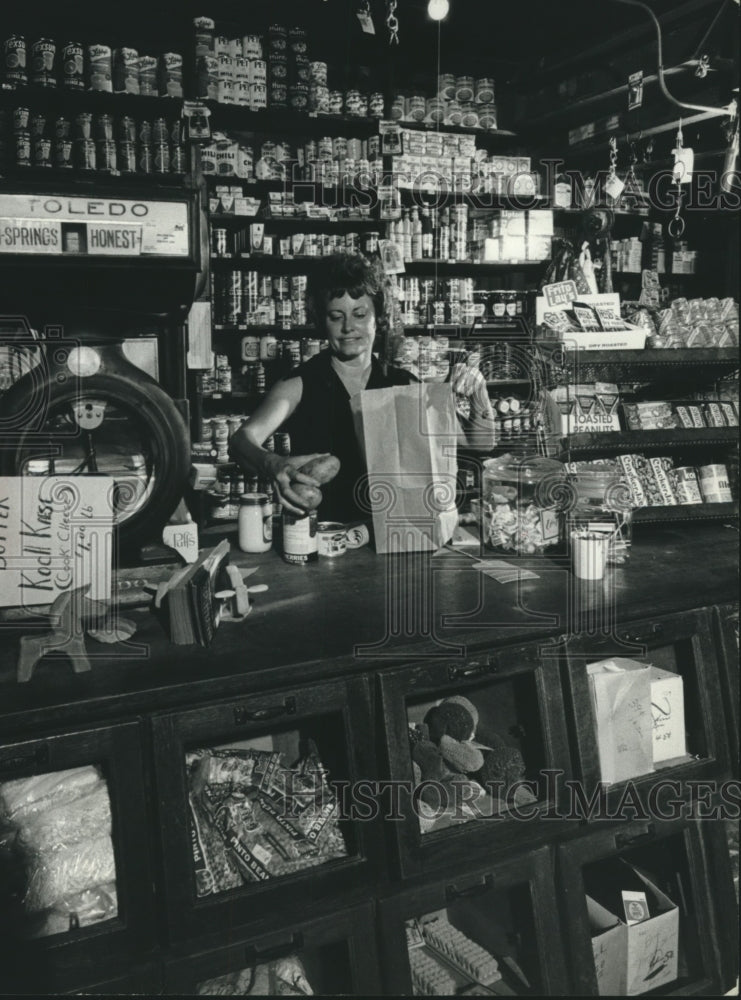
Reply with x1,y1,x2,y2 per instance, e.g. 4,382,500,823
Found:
0,521,737,730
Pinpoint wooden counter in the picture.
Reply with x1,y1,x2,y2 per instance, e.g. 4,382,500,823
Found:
0,522,737,734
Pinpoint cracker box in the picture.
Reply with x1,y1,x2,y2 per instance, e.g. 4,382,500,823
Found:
649,666,687,763
587,657,653,784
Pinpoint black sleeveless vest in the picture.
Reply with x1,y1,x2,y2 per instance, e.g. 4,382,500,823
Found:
283,350,416,522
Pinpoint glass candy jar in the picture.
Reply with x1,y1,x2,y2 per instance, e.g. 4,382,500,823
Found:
481,455,569,554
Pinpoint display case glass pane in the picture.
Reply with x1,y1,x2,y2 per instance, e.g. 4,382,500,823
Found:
406,675,548,834
195,942,352,996
586,639,706,787
405,882,542,995
186,716,353,897
0,764,118,939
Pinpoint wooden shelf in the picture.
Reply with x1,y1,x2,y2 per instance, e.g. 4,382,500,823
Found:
0,84,183,118
396,187,550,210
204,103,380,137
210,214,379,227
397,120,518,142
633,501,738,524
565,426,738,453
402,259,544,272
538,346,740,369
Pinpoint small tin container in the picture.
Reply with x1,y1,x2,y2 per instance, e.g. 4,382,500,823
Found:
13,131,30,165
698,464,732,503
76,137,96,170
317,522,347,558
117,140,136,173
13,106,30,131
674,467,703,505
54,137,73,168
30,37,56,88
455,75,474,102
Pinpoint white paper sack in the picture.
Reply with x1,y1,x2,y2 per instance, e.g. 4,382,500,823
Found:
350,383,458,554
587,657,653,784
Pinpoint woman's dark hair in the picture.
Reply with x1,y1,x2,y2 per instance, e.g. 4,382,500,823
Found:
306,252,398,348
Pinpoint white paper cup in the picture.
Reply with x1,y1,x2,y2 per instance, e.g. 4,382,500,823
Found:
571,530,610,580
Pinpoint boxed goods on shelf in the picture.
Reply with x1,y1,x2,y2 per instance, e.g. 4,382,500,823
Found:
625,297,739,349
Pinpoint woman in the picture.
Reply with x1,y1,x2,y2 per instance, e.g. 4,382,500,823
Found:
230,253,495,521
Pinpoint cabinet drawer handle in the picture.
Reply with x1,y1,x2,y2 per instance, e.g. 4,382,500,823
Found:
448,657,498,680
234,697,297,725
0,743,49,774
246,930,304,964
615,822,655,849
446,874,495,900
621,623,664,644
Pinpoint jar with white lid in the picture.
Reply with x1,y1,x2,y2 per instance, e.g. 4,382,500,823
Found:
238,492,272,552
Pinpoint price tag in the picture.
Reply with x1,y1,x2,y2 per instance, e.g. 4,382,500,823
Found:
356,10,376,33
672,146,694,184
605,173,626,202
628,71,644,110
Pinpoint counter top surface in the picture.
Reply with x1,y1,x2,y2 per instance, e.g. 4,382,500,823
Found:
0,522,737,731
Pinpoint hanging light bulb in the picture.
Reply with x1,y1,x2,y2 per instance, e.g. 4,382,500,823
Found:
428,0,450,20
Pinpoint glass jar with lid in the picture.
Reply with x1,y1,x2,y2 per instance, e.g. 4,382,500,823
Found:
481,455,569,554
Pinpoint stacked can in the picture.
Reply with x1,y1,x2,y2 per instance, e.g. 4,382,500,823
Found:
267,23,288,108
287,27,309,111
309,61,328,113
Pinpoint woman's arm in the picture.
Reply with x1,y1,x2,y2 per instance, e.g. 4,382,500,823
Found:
229,377,329,514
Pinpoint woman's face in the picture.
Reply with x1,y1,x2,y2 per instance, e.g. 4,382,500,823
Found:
323,293,376,361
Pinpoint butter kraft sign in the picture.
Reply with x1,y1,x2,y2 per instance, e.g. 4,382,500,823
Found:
0,476,113,609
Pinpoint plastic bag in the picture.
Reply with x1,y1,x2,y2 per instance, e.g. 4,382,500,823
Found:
24,834,116,912
17,781,111,854
0,766,101,825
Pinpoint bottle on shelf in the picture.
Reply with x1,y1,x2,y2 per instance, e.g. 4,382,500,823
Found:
421,206,433,260
401,207,412,262
439,207,450,261
410,206,422,262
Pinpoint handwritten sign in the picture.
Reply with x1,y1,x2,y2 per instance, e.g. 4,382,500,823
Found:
0,476,113,608
542,279,578,308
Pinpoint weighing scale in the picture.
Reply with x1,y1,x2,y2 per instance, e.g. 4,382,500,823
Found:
0,184,204,554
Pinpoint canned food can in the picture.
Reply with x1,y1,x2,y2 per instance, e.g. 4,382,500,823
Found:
455,75,474,102
30,38,56,87
289,27,307,54
674,467,703,504
171,144,186,173
698,464,732,502
445,100,463,126
3,34,28,87
15,131,31,165
302,338,321,360
268,24,288,51
438,73,456,99
76,137,96,170
269,81,288,106
29,112,46,137
328,89,343,114
289,84,309,110
317,522,347,558
61,41,84,90
137,120,152,144
194,17,215,57
426,97,445,123
242,35,263,59
117,140,136,173
137,55,158,95
461,103,479,128
113,47,139,94
369,92,385,117
269,54,288,80
475,77,495,104
309,61,327,85
159,52,183,98
54,137,73,168
282,511,318,564
87,43,113,92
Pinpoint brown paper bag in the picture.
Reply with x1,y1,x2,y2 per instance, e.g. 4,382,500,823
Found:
350,383,459,554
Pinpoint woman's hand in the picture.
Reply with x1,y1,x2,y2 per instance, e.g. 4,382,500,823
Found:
264,452,331,515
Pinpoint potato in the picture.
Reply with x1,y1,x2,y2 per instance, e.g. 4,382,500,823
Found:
292,483,323,510
298,454,341,485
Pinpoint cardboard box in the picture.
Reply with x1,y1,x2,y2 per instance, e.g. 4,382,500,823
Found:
527,210,554,236
649,666,687,763
587,657,653,784
588,861,679,995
